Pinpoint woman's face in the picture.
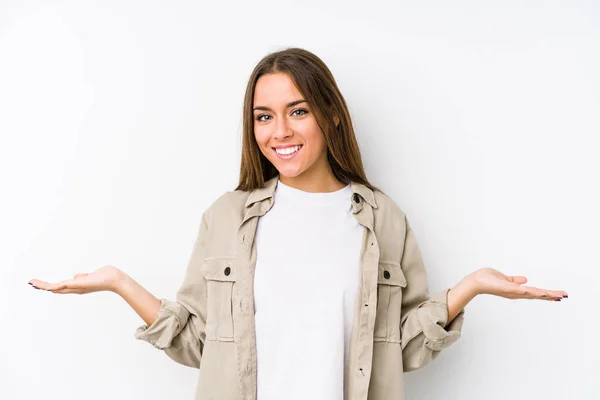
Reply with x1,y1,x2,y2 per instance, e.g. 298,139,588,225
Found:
253,72,329,181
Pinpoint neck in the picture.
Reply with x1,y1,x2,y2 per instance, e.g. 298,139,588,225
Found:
278,167,346,194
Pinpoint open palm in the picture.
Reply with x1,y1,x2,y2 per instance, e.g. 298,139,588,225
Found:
473,267,567,300
29,265,123,294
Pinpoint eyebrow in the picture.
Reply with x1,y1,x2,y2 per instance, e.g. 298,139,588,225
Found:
253,99,307,112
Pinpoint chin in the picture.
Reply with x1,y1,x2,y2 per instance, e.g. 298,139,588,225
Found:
274,164,305,179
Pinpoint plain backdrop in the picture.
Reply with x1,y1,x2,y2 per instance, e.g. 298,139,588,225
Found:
1,1,598,399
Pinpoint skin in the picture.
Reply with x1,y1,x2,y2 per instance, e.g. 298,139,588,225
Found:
28,72,569,327
253,72,345,193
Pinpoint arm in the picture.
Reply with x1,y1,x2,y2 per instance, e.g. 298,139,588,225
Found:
28,213,211,369
446,275,478,326
399,215,568,372
399,216,468,372
127,212,210,369
115,274,162,327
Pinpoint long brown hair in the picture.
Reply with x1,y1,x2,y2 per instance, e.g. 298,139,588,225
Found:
235,47,379,193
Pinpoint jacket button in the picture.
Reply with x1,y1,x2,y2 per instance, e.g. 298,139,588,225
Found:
224,267,231,276
383,270,390,279
352,193,360,203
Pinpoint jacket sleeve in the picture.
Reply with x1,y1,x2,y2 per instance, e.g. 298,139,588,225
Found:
400,215,465,372
133,213,209,369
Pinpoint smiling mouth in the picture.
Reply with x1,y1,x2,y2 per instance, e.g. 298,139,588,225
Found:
272,144,303,159
272,144,303,156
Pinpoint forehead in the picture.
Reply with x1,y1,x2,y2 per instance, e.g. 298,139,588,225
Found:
253,72,302,105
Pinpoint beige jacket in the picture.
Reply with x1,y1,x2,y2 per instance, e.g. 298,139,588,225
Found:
135,175,465,400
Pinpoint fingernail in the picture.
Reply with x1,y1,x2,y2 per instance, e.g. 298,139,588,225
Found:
28,283,32,286
563,295,568,298
554,298,561,301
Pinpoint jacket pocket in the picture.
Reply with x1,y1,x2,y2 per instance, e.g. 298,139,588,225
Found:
201,257,237,342
374,261,407,343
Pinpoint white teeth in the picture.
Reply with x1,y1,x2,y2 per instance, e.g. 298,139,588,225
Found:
275,145,301,155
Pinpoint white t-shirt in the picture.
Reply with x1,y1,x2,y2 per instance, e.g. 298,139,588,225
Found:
254,178,364,400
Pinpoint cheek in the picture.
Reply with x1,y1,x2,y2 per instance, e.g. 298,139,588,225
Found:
300,122,326,149
254,128,270,149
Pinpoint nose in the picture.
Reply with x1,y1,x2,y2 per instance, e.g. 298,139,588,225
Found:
273,115,293,140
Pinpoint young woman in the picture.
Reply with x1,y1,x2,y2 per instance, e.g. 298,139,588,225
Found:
29,47,568,400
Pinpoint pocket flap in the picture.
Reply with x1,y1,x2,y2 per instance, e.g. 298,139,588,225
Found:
378,261,407,287
201,257,237,282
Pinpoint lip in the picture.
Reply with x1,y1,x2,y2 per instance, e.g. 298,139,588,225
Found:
271,144,303,149
272,144,303,160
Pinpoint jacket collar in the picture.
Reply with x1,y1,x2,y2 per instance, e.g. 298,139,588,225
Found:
244,174,378,211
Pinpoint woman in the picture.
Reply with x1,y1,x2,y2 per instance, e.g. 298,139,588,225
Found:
29,47,568,400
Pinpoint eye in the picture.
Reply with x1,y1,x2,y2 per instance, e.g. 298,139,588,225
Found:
255,114,271,122
292,109,308,117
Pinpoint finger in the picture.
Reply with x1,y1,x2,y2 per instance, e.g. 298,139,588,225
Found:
51,288,83,295
525,285,567,299
29,278,74,291
537,290,561,301
551,289,569,298
28,279,56,291
29,278,47,287
515,285,548,299
30,277,86,292
46,279,79,291
518,286,564,300
506,275,528,285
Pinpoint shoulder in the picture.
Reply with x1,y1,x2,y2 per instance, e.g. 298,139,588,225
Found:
202,189,251,226
372,189,407,222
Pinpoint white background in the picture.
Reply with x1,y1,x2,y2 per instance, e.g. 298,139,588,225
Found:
1,1,598,399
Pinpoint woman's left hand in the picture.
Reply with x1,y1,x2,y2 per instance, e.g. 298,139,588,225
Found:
471,267,568,301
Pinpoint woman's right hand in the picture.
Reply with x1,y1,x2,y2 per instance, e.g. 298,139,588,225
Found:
28,265,126,294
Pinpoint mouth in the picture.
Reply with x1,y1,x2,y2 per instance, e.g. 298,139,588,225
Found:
272,144,303,160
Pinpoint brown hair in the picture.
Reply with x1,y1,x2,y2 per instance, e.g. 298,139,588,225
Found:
235,47,379,193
